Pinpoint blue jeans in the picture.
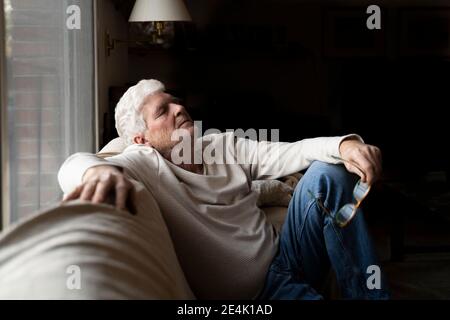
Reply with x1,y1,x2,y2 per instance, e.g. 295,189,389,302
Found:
258,161,390,300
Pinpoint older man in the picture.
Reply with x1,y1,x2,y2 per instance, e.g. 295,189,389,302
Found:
58,79,389,299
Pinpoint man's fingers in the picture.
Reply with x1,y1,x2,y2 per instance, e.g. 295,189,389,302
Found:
345,161,366,182
116,180,137,215
115,181,130,210
91,180,114,204
364,167,376,185
79,182,97,201
63,166,136,216
370,147,383,179
357,157,376,185
354,165,367,183
340,140,383,185
361,148,382,184
63,185,83,202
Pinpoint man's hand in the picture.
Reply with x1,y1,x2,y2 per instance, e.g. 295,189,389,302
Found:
339,138,382,185
62,165,136,215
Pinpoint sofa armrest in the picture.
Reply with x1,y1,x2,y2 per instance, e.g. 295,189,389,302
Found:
0,180,195,299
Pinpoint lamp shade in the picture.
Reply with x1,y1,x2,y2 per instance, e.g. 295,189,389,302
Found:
129,0,192,22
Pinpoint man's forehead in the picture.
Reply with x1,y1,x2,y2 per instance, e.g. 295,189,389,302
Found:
143,91,170,106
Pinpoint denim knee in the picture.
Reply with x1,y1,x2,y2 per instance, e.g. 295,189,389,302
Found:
307,160,356,184
294,161,359,213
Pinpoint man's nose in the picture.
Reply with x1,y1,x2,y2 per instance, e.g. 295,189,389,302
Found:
173,104,185,117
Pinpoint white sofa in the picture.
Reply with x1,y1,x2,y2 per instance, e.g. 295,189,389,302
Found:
0,180,195,299
0,138,291,299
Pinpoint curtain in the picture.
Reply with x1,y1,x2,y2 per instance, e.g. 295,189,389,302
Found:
2,0,95,224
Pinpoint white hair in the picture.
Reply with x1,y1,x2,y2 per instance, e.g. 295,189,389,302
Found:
115,79,165,145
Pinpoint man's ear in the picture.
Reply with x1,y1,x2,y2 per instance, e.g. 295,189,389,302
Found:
133,133,150,146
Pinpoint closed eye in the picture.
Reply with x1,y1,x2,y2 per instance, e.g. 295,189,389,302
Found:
154,104,168,119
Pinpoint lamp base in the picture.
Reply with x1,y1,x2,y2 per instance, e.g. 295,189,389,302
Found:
129,21,175,48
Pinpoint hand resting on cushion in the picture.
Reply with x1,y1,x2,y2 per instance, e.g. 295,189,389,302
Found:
63,165,137,215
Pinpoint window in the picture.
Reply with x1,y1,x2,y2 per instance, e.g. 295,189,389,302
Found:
1,0,95,226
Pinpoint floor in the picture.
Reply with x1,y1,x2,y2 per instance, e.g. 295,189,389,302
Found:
383,255,450,299
367,184,450,300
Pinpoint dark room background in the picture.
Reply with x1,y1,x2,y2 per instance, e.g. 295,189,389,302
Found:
105,0,450,183
100,1,450,272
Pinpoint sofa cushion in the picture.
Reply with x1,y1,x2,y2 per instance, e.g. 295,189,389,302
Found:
0,180,194,299
97,137,126,158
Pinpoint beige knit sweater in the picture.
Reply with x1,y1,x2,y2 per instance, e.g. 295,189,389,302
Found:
58,132,359,299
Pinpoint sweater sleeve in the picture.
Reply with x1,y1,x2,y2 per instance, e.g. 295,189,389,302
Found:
234,133,364,181
57,145,160,195
57,152,124,195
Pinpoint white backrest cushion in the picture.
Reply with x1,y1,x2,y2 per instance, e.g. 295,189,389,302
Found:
97,137,127,158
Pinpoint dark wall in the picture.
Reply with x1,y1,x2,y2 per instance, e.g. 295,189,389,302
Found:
127,1,331,142
108,0,450,178
336,60,450,176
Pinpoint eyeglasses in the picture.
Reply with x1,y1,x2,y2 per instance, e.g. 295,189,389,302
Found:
307,157,371,228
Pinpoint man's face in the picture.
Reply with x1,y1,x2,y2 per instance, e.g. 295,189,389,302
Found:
136,92,194,153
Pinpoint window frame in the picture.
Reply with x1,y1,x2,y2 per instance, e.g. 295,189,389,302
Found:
0,0,8,231
94,0,100,151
